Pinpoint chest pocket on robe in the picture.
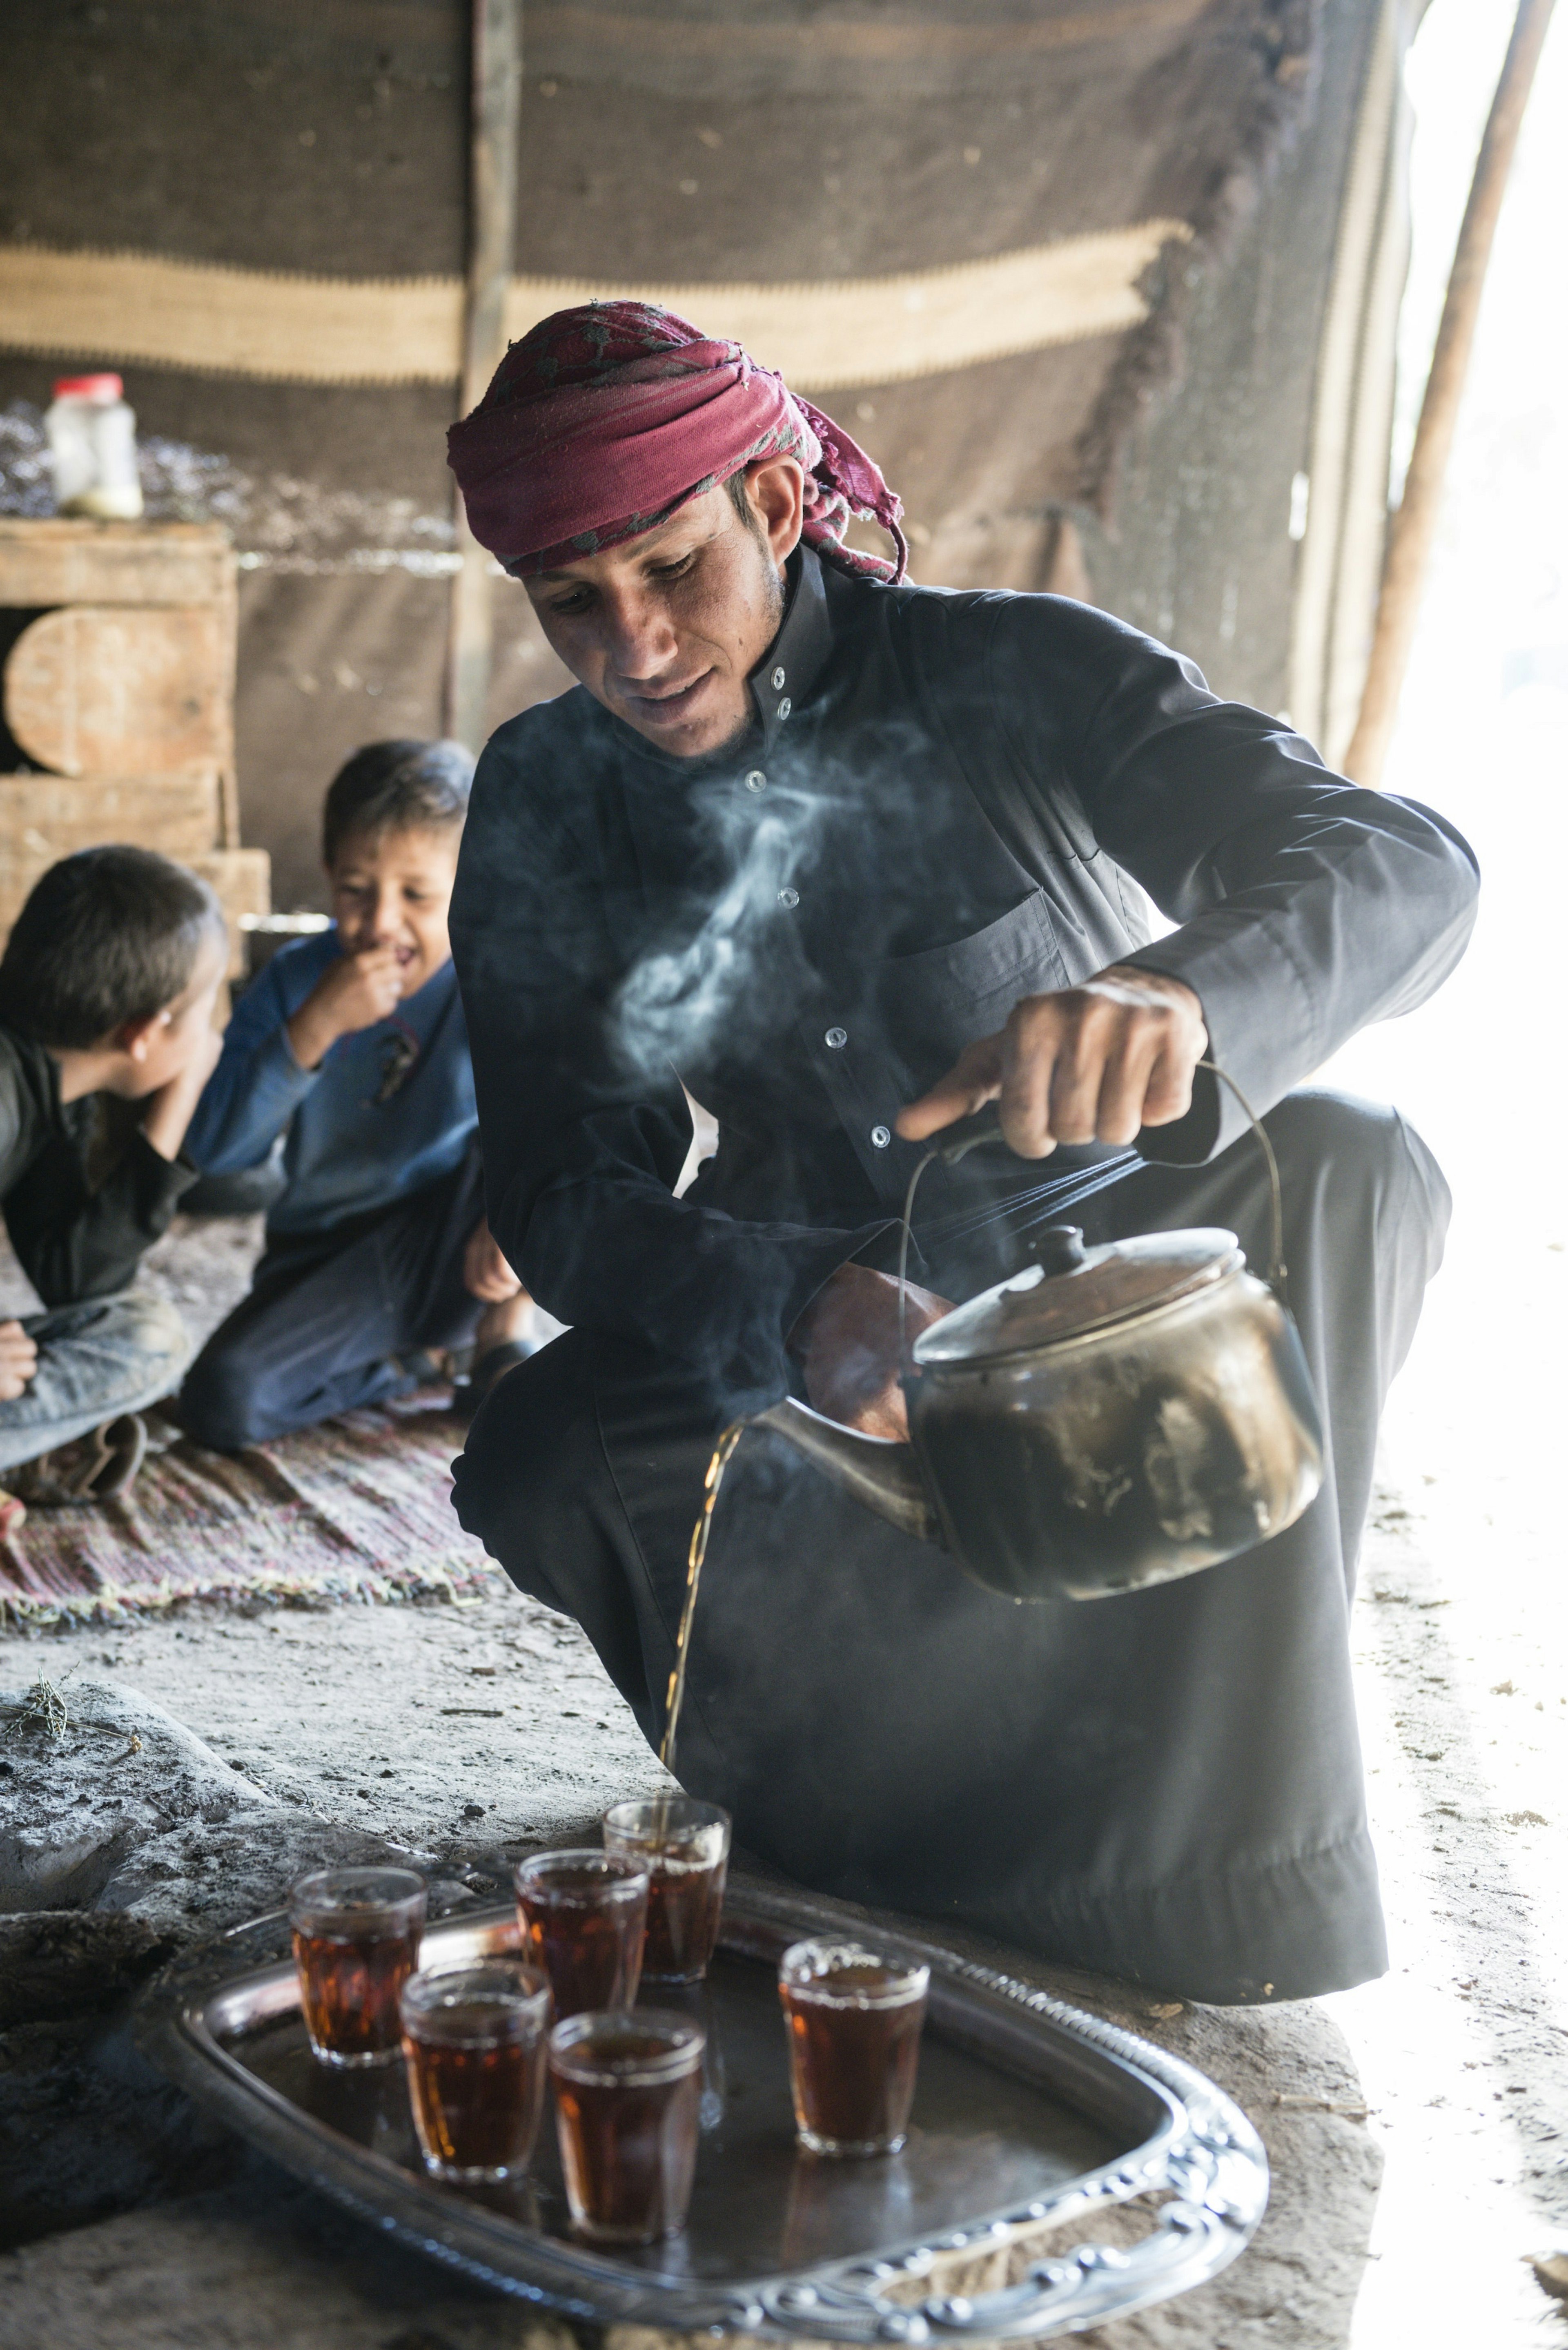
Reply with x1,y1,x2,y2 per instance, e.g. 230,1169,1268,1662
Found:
800,888,1071,1208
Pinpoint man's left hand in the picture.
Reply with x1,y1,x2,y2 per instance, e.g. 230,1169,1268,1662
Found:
463,1219,523,1303
789,1263,953,1441
896,965,1207,1157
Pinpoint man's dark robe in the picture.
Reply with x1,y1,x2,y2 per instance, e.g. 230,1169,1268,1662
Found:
448,548,1477,2002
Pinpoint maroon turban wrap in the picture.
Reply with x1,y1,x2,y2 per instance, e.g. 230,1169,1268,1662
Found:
446,301,908,586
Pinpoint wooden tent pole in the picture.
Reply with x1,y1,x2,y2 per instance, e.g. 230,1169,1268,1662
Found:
443,0,522,750
1341,0,1557,789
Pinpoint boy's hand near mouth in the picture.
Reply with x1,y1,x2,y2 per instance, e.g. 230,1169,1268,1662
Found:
285,942,405,1071
283,819,460,1072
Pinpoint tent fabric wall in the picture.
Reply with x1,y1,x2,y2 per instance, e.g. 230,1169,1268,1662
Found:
1081,0,1420,750
0,0,1406,911
1287,0,1421,765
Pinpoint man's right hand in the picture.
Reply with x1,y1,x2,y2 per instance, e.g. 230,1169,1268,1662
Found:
788,1263,953,1442
286,945,405,1070
0,1320,38,1401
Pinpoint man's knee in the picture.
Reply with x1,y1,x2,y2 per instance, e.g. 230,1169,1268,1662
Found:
452,1329,598,1582
1267,1088,1450,1251
177,1334,269,1452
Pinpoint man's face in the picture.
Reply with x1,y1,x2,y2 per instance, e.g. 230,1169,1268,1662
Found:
523,462,804,759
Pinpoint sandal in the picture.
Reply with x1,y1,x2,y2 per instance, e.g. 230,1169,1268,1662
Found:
13,1413,149,1507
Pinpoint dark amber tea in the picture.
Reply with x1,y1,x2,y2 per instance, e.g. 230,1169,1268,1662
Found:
602,1798,731,1983
400,1961,552,2183
778,1940,929,2156
550,2010,705,2243
288,1867,427,2069
513,1850,648,2018
643,1862,726,1982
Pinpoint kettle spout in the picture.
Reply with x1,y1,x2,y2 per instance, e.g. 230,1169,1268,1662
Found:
750,1397,941,1545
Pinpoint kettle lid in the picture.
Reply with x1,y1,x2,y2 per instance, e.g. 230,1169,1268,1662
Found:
911,1225,1245,1366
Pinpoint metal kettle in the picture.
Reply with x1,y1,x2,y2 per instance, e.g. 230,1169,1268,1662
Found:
753,1087,1324,1603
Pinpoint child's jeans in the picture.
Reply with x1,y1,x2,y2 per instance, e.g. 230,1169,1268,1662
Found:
0,1293,191,1474
177,1144,486,1452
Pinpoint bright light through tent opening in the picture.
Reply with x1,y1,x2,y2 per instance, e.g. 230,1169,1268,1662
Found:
1311,3,1568,2339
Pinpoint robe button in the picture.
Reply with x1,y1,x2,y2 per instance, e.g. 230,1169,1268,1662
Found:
744,769,767,793
777,886,800,909
870,1124,891,1149
777,696,792,720
824,1026,847,1049
771,665,786,690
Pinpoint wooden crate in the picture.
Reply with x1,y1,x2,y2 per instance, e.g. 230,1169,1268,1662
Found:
4,609,231,778
0,769,223,933
0,518,235,610
189,848,272,979
0,518,242,854
0,520,266,974
0,820,267,984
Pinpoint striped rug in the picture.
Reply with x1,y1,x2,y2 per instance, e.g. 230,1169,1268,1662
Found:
0,1391,501,1628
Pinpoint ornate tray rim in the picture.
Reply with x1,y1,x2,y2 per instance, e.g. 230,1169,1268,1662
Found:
136,1876,1268,2342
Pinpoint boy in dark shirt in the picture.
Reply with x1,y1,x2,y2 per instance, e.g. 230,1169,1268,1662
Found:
178,740,535,1449
0,847,227,1526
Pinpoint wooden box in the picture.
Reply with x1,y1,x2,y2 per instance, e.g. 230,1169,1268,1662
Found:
0,519,267,966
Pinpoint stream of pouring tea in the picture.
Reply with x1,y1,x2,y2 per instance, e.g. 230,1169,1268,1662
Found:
659,1421,747,1775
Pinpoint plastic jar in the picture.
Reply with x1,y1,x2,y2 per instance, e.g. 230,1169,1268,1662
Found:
45,373,144,519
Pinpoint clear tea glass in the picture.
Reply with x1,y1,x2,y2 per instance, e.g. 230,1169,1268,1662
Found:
549,2009,705,2243
399,1960,552,2183
513,1849,648,2018
778,1939,929,2156
288,1866,427,2069
601,1797,731,1983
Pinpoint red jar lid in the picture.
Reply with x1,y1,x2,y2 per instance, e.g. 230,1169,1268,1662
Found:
52,373,123,401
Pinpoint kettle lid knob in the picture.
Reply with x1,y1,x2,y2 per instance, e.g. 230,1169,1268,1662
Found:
1026,1224,1090,1277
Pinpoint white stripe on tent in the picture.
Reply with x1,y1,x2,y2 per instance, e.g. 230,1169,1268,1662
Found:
0,225,1193,391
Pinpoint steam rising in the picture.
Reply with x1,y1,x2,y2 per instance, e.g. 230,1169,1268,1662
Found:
608,758,851,1084
614,808,797,1079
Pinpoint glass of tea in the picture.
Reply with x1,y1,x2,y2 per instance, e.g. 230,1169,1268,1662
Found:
399,1959,552,2184
601,1796,731,1984
288,1866,428,2069
549,2009,705,2243
513,1849,648,2018
777,1939,929,2157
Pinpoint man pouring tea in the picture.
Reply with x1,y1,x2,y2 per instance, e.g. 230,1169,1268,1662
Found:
446,303,1477,2005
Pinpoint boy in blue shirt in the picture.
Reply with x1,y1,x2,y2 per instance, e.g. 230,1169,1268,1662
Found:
179,740,534,1448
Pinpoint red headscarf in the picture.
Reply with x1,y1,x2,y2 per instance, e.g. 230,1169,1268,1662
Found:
446,301,907,585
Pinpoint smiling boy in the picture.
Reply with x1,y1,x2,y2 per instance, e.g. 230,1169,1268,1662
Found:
178,740,535,1449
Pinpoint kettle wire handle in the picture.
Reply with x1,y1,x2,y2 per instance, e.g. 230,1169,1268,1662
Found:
896,1144,940,1367
1196,1058,1288,1298
895,1057,1287,1361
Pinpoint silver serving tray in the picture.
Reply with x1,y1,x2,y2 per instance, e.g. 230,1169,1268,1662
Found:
136,1877,1267,2341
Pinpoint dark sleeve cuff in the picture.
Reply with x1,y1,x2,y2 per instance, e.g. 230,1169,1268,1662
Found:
129,1130,203,1225
1122,925,1313,1164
